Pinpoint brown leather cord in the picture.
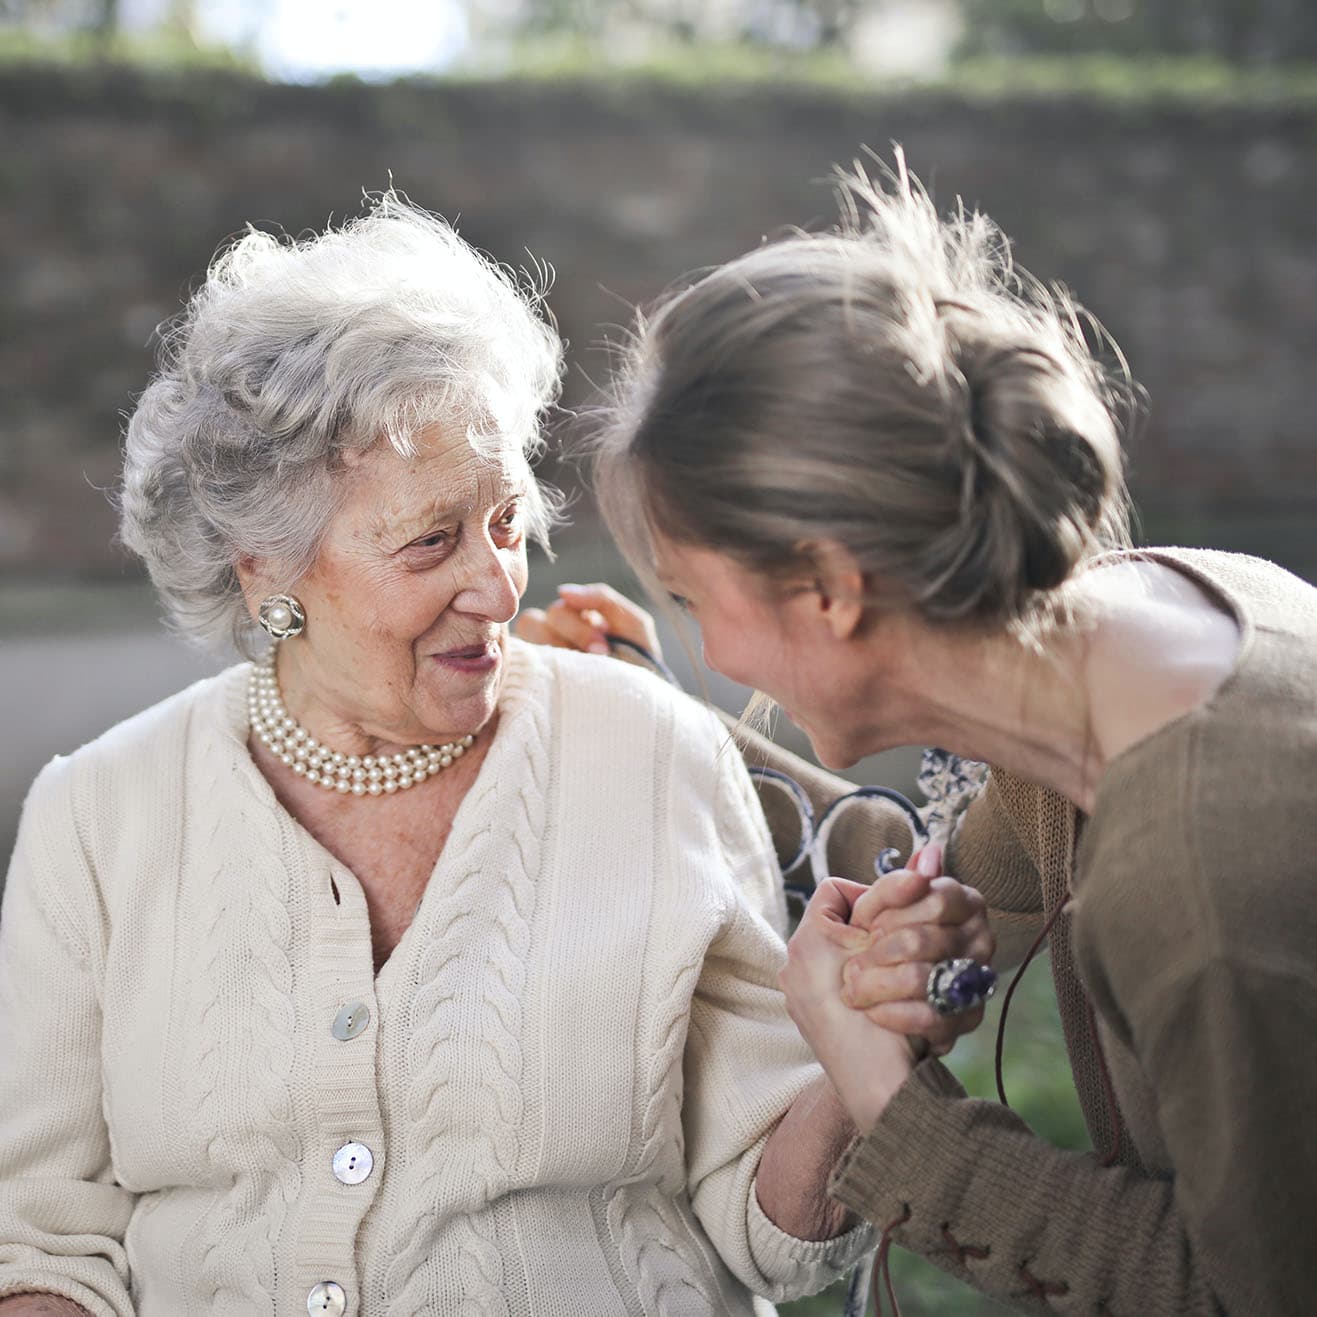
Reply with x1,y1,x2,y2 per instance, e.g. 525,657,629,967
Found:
870,1203,911,1316
939,1222,991,1267
994,897,1072,1106
995,896,1124,1166
1018,1261,1070,1300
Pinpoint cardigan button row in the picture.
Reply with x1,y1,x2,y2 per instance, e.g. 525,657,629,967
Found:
313,1005,373,1315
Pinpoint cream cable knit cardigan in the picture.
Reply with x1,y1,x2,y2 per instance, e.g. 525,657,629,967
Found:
0,639,872,1316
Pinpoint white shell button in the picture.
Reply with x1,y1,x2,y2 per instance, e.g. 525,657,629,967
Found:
307,1281,346,1316
332,1141,374,1186
331,1002,370,1041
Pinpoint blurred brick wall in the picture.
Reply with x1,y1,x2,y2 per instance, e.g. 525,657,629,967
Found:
2,66,1314,579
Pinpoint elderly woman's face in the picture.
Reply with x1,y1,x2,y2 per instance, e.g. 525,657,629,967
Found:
277,423,530,745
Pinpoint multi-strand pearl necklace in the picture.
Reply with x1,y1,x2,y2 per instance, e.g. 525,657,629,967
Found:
248,652,475,797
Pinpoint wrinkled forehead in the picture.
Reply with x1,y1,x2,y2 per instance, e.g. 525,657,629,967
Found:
344,425,532,536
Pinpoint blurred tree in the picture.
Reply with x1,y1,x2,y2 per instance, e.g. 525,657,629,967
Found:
163,0,198,40
0,0,119,42
93,0,118,43
493,0,883,53
957,0,1317,63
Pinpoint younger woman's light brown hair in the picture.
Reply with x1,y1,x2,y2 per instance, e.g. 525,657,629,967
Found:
594,150,1133,634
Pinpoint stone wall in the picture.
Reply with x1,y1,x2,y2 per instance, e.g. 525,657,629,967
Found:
2,65,1314,580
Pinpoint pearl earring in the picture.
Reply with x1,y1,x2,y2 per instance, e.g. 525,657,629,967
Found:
258,593,306,640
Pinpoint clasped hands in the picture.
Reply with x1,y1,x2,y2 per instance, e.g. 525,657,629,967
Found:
779,844,994,1135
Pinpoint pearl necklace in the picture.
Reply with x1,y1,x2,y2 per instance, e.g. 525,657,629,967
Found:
248,652,475,797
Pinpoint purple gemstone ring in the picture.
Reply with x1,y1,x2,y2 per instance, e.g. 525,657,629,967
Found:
926,958,998,1017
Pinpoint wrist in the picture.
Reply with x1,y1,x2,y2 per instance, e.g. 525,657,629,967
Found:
823,1033,915,1136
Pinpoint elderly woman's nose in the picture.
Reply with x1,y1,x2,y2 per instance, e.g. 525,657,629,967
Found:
458,539,523,620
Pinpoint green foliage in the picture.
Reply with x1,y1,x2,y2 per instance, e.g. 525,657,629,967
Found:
3,20,1315,109
945,51,1317,102
0,23,254,71
451,41,1317,106
458,33,867,89
958,0,1317,63
482,0,869,53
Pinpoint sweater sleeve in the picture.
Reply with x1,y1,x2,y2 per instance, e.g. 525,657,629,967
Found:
0,762,136,1317
829,954,1317,1314
828,1058,1211,1314
681,736,874,1301
945,773,1047,969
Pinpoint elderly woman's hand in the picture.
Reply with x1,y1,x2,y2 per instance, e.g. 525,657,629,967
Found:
516,583,663,661
779,877,919,1134
842,844,995,1053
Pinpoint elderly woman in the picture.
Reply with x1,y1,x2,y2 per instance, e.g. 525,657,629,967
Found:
0,199,1003,1316
527,160,1317,1313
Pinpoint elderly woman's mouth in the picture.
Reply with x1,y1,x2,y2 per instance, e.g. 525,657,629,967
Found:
432,641,501,674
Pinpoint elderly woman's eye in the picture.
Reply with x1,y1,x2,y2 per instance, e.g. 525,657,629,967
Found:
668,592,692,612
407,529,452,553
494,503,523,533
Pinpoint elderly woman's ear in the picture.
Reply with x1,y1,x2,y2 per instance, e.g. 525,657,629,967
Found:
233,555,263,611
233,555,286,628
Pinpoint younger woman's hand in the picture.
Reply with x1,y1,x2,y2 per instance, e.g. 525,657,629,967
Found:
842,844,995,1052
516,582,663,662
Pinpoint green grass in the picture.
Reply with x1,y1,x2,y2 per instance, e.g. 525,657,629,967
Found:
781,953,1085,1316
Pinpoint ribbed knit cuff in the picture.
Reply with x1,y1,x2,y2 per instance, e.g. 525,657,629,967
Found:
0,1270,124,1317
747,1177,876,1297
827,1057,968,1224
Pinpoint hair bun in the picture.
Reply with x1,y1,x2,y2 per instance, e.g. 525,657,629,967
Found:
935,327,1125,622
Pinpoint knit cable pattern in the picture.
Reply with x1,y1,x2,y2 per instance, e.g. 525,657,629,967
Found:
602,712,719,1312
184,700,302,1311
383,654,545,1315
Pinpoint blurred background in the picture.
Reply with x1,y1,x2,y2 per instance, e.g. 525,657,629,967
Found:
1,2,1314,1310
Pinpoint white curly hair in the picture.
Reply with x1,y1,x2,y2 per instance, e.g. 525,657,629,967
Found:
119,194,564,654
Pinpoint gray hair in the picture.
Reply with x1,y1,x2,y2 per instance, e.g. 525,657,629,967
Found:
119,194,564,654
595,151,1131,634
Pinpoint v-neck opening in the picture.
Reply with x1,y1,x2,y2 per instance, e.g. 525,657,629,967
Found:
216,641,539,1002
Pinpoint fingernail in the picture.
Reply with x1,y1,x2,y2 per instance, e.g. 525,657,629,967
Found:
587,640,610,655
917,848,940,877
559,584,585,595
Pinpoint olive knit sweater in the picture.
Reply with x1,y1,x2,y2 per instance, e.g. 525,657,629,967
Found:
739,548,1317,1314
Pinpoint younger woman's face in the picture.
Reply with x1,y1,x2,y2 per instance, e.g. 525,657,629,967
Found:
651,536,874,768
